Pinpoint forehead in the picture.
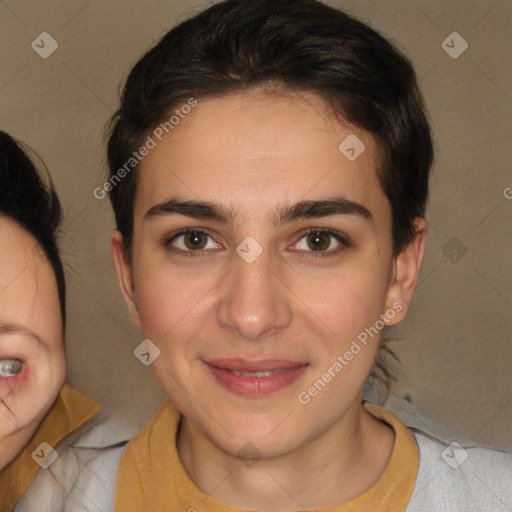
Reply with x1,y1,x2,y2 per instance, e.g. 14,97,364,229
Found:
134,89,387,222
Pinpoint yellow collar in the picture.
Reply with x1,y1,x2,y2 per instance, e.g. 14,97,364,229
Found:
115,399,419,511
0,383,100,511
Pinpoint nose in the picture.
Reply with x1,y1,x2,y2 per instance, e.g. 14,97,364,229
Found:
217,245,292,341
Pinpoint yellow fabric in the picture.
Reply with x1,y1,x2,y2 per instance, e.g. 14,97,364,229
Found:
0,383,100,512
115,399,420,511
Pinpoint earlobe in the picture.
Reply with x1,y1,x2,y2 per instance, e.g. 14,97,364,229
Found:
384,218,427,326
110,231,141,327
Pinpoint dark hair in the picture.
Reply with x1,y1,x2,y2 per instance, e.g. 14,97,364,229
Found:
0,131,66,326
105,0,434,396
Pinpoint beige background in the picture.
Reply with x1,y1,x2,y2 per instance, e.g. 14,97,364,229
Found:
0,0,510,450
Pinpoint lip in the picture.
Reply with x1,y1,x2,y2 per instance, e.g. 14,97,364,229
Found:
204,359,309,396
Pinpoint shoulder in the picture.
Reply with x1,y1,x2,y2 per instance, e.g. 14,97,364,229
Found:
14,406,132,512
120,399,178,457
406,429,512,511
117,399,178,478
378,393,512,511
113,400,178,510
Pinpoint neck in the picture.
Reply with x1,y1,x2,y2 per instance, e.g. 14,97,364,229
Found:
177,397,395,511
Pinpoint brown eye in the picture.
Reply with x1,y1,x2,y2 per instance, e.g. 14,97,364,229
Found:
0,358,23,377
294,228,349,257
165,229,221,257
306,231,331,251
183,231,208,250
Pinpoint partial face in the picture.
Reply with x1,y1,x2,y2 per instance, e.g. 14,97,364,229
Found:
0,218,66,459
113,90,422,458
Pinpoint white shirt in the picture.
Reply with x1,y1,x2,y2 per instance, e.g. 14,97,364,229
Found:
13,406,129,512
14,395,512,511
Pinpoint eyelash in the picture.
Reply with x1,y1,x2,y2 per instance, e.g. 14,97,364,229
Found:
163,227,350,259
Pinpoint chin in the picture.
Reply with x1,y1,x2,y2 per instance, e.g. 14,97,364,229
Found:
224,429,304,462
205,411,304,457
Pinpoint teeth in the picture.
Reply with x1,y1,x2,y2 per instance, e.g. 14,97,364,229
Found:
231,370,276,377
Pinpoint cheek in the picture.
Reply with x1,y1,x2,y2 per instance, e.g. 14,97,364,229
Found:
48,347,67,390
0,353,62,432
134,261,214,347
294,266,391,381
0,364,31,397
134,236,232,326
300,267,388,331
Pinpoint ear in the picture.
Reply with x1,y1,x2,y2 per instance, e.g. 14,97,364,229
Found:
384,218,427,326
110,230,141,327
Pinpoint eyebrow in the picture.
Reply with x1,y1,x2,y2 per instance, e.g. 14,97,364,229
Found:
144,196,372,228
0,323,43,344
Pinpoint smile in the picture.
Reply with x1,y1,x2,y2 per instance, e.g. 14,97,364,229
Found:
204,359,309,396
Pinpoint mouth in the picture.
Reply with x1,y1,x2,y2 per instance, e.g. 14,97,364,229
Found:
204,358,309,396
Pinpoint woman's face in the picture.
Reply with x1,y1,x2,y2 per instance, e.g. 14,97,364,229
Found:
113,89,424,460
0,217,66,466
